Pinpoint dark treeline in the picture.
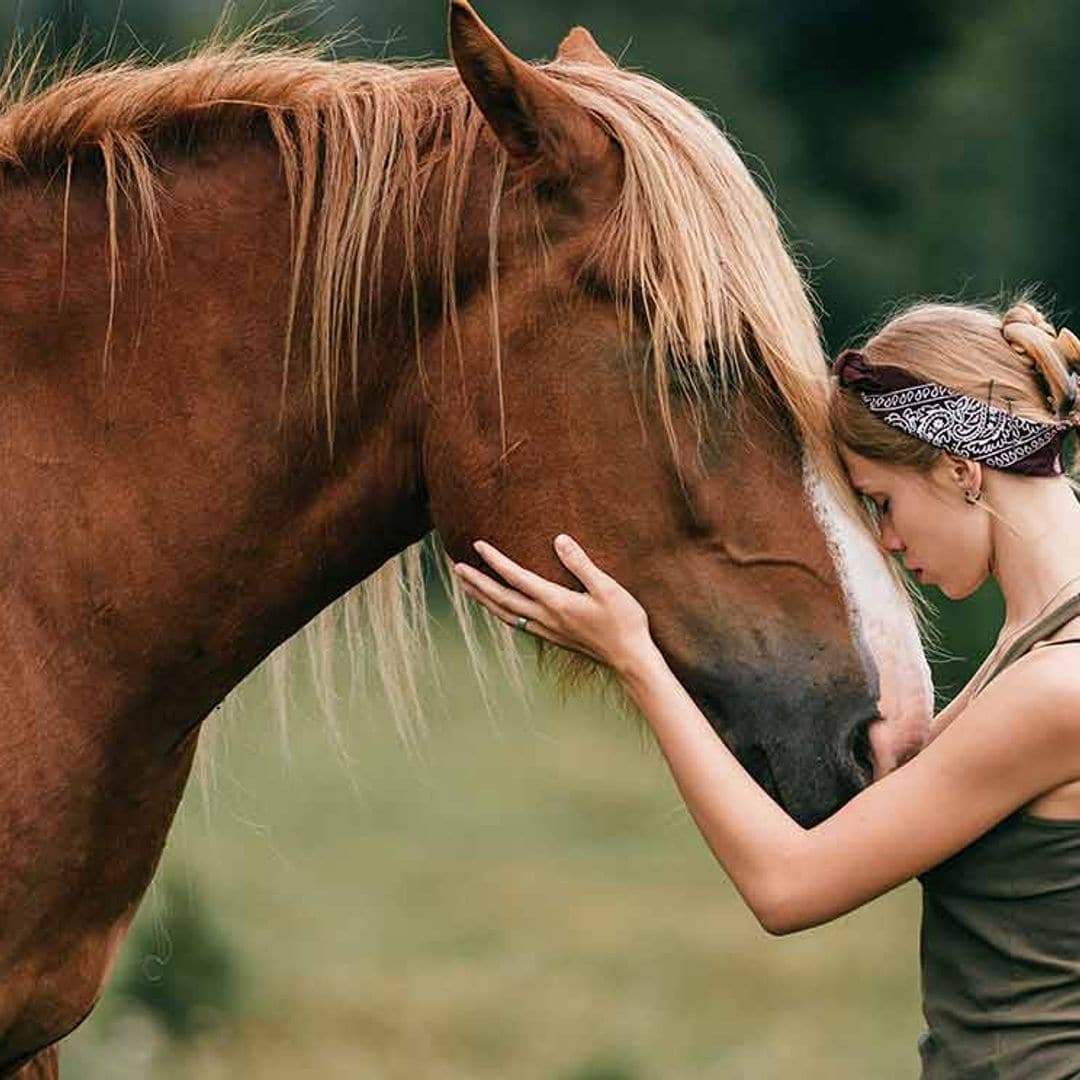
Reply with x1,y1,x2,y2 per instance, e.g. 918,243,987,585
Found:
5,0,1074,692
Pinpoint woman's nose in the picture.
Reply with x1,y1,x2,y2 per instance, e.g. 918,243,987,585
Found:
879,522,905,554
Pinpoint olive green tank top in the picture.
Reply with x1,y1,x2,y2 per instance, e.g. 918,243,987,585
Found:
919,593,1080,1079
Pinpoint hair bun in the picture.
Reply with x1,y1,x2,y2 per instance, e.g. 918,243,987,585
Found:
1002,302,1080,423
1003,301,1055,336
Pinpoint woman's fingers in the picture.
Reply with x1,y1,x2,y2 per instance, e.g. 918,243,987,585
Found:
457,579,591,655
457,578,535,629
553,534,614,594
454,562,546,623
472,540,577,607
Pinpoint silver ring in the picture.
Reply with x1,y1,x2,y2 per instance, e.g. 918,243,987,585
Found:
514,615,530,632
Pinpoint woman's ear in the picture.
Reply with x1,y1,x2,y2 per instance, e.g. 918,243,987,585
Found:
946,455,983,498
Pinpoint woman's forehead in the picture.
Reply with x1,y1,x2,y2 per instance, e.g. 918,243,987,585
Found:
838,448,899,491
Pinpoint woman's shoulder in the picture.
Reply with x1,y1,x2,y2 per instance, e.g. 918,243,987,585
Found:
976,610,1080,710
1017,617,1080,817
928,616,1080,743
978,639,1080,758
1014,615,1080,712
898,639,1080,855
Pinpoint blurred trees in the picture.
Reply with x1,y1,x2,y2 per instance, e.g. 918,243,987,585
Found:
113,873,243,1040
3,0,1076,689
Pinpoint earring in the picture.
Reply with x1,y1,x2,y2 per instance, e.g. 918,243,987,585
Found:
964,489,982,506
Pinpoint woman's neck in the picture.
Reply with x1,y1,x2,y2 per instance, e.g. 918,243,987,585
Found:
989,476,1080,632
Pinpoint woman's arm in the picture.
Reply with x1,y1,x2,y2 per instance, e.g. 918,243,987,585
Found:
455,536,1080,934
618,640,1077,932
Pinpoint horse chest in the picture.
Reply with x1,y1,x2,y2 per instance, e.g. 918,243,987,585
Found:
0,717,197,1067
0,921,128,1071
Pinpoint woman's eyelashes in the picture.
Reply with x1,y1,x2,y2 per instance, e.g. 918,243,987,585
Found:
860,494,891,529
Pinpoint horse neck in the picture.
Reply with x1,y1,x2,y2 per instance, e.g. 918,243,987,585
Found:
0,125,440,743
0,118,470,1043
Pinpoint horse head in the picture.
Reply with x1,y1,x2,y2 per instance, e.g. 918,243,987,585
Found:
424,1,932,826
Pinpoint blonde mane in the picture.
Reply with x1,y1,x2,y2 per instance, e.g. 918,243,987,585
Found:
0,34,872,737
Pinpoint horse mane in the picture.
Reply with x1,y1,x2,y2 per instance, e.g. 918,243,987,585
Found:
0,34,876,738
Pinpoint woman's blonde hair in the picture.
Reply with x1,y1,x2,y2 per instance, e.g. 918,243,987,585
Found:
830,299,1080,472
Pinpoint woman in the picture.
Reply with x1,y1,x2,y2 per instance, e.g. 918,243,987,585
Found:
454,300,1080,1078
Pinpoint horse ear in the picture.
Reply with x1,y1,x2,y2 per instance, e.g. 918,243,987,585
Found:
556,27,616,69
448,0,612,180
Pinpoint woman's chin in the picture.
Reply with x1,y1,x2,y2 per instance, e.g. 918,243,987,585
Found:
940,576,982,601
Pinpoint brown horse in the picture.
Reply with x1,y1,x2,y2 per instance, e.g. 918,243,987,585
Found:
0,4,931,1074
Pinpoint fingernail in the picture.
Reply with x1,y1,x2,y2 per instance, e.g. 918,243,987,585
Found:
472,540,484,551
555,534,573,550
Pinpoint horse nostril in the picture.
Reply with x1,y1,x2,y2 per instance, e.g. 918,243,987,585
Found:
848,720,875,789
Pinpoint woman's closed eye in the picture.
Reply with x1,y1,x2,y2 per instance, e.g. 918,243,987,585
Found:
861,494,890,523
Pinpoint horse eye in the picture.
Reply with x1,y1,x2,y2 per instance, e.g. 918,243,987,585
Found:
668,342,725,396
699,341,727,387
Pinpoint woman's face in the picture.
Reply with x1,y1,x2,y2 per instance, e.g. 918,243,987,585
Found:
840,449,991,599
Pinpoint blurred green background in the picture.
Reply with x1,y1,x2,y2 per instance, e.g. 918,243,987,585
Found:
5,0,1075,1075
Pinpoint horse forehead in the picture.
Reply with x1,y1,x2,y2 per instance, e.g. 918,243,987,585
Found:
803,459,933,717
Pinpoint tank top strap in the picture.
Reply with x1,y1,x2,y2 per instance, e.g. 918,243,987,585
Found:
980,591,1080,690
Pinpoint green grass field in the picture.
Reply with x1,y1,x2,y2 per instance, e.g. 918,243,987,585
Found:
64,630,924,1079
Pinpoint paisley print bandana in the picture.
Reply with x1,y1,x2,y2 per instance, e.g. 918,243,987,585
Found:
832,349,1070,476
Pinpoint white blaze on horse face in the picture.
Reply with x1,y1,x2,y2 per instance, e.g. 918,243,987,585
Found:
804,460,934,774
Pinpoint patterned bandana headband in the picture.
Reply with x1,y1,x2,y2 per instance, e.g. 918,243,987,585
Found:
832,349,1072,477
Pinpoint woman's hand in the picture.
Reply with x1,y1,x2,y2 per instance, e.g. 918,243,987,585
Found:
453,534,655,674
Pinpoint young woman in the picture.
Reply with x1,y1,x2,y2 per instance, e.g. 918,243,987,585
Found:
454,300,1080,1078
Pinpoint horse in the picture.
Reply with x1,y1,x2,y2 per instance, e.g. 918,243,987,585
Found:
0,3,932,1074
